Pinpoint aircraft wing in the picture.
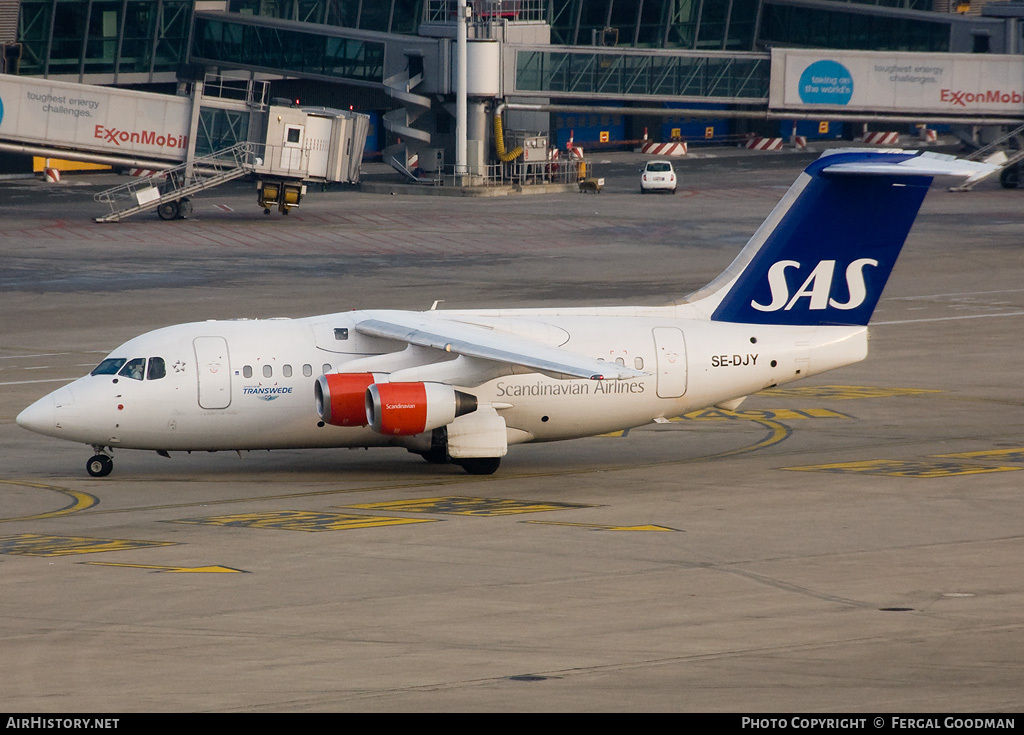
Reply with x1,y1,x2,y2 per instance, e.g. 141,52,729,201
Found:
355,313,645,380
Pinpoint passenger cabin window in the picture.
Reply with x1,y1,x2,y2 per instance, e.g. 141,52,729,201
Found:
118,358,146,381
283,365,292,378
303,364,312,377
243,366,253,378
263,365,273,378
634,357,644,370
322,363,331,374
147,357,166,380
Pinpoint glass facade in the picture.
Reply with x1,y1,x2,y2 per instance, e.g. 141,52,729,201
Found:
759,2,951,51
213,0,954,53
546,0,761,50
195,107,251,156
517,49,768,100
11,0,984,86
543,0,947,52
191,15,385,83
227,0,423,34
17,0,192,79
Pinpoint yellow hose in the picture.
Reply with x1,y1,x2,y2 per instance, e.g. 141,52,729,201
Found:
493,111,523,163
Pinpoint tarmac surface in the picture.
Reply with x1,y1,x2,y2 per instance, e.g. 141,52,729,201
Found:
2,146,1023,712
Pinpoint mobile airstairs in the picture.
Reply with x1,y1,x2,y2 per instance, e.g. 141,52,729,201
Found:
949,123,1024,192
94,142,255,223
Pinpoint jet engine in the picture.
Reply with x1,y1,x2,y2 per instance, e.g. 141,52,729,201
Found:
315,373,388,427
366,382,477,436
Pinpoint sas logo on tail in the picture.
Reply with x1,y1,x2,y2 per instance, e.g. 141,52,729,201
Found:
751,259,878,312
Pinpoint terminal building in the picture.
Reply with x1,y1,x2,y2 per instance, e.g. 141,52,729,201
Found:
2,0,1023,176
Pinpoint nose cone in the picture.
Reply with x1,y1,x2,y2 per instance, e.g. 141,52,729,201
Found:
17,384,77,440
16,394,57,436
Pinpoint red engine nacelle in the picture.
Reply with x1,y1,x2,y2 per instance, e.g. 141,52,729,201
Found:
315,373,388,427
366,382,477,436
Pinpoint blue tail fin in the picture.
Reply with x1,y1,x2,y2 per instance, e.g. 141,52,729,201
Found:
705,150,991,327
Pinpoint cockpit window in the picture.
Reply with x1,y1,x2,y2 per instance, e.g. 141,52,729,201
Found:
118,358,146,381
91,358,127,376
147,357,166,381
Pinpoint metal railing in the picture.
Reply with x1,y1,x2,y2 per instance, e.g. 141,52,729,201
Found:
422,157,591,188
201,72,269,110
425,0,547,24
949,123,1024,192
94,142,257,222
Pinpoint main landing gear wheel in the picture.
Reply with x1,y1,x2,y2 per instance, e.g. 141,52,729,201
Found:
418,446,449,464
457,457,501,475
86,454,113,478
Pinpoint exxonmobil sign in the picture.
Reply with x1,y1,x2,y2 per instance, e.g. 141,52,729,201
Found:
940,88,1024,108
770,48,1024,117
0,75,191,162
94,125,188,150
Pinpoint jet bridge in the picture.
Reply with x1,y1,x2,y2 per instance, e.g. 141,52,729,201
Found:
0,74,194,167
0,73,369,220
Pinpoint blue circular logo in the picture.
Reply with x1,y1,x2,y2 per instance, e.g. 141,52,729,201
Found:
798,60,853,105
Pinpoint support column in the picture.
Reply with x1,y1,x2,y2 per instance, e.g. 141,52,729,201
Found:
467,101,487,177
455,0,468,182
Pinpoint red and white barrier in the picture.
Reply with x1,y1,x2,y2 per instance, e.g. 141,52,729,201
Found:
792,136,808,150
918,128,938,144
861,131,900,145
43,167,60,183
563,130,584,159
745,137,784,151
128,168,165,178
640,141,687,157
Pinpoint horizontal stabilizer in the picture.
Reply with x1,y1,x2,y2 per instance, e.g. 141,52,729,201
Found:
819,150,999,178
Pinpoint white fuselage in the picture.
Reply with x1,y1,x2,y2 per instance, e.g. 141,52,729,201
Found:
23,304,868,453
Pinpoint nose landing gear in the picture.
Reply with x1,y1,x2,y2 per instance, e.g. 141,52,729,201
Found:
86,451,113,477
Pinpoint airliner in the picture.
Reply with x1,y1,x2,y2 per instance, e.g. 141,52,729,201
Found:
17,149,994,476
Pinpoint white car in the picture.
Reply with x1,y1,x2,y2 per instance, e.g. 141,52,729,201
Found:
640,160,677,194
